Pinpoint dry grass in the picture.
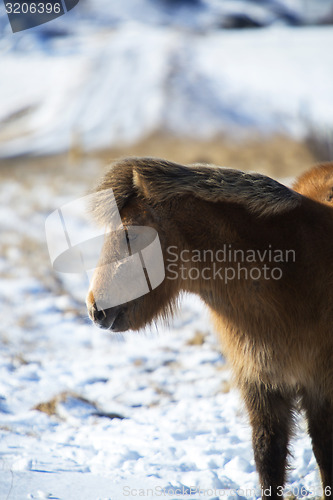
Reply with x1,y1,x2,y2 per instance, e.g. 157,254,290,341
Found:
34,391,125,420
0,132,318,183
94,132,317,179
220,380,232,394
304,125,333,164
186,330,207,346
34,395,59,416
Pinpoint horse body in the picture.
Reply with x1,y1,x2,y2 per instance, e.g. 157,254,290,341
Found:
87,158,333,498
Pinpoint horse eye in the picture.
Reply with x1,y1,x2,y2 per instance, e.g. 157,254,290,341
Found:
125,230,138,244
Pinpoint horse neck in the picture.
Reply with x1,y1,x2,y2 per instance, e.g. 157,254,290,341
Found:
164,196,238,299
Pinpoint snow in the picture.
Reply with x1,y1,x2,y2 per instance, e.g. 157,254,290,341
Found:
0,164,324,499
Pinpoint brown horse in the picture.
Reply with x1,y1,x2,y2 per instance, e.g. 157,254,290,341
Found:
86,158,333,499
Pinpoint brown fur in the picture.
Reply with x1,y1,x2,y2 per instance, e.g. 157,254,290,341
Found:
87,158,333,499
293,162,333,206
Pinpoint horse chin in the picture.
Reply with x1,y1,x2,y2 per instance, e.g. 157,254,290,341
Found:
107,309,128,332
93,301,152,332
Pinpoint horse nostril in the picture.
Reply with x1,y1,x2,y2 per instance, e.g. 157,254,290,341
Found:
89,302,106,323
94,308,106,323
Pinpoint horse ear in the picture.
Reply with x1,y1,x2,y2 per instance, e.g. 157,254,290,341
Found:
132,169,139,187
132,158,192,202
133,169,150,198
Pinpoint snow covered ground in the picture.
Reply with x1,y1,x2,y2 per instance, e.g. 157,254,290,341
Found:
0,159,324,499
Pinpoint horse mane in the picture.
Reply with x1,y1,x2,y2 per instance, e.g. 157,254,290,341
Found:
91,157,302,224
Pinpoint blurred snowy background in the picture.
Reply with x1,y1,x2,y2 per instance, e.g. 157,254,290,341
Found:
1,0,333,161
0,1,333,498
